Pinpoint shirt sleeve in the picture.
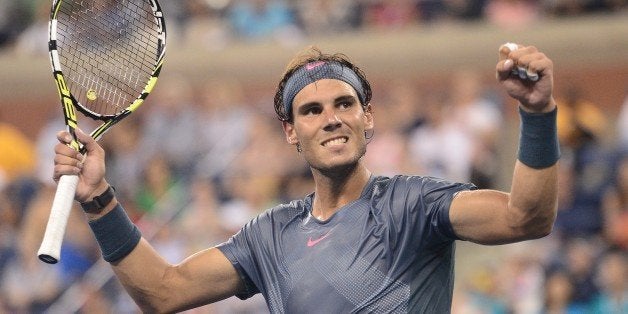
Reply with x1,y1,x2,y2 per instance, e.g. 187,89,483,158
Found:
216,221,262,300
419,176,476,242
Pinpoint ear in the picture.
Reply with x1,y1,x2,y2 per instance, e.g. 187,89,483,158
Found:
364,103,374,131
282,121,298,145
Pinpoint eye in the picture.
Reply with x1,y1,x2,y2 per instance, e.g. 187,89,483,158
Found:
335,95,357,110
337,100,354,110
303,106,322,115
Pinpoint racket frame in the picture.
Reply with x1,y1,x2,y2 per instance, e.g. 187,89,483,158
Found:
38,0,166,264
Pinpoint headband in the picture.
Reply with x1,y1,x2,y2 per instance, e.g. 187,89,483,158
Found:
282,61,366,118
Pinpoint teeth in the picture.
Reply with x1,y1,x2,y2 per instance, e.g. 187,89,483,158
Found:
323,137,347,147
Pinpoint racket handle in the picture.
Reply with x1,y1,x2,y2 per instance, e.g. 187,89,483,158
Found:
38,174,79,264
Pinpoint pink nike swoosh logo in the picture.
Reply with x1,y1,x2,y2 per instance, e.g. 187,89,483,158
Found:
307,233,330,247
305,61,325,71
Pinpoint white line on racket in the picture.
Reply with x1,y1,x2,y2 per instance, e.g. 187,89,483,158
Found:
504,42,539,82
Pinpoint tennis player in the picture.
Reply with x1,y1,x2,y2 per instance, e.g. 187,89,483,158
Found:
52,43,559,313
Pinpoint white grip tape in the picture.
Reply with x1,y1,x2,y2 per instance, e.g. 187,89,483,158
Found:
504,42,538,82
38,174,79,264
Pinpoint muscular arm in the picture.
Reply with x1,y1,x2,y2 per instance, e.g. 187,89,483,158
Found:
111,233,245,312
450,161,557,244
448,43,558,245
53,130,245,312
85,198,245,313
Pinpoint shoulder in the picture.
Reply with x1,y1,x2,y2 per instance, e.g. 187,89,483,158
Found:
369,175,476,215
371,175,473,196
368,175,472,242
222,197,309,252
245,196,310,229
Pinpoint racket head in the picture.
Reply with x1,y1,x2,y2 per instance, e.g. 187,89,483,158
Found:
49,0,166,124
38,0,166,264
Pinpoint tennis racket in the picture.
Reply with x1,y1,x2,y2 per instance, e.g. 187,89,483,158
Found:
38,0,166,264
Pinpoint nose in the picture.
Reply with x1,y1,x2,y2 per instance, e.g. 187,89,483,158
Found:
323,108,342,131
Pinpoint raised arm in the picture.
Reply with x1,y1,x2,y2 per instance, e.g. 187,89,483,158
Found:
52,129,245,312
449,44,559,245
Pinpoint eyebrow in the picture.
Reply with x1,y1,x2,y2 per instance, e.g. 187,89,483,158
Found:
296,94,358,113
334,95,358,104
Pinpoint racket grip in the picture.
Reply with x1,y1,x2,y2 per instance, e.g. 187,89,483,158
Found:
38,174,79,264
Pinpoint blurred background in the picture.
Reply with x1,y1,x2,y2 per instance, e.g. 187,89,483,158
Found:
0,0,627,313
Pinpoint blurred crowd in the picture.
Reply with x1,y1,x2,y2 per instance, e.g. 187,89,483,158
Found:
1,0,628,54
1,0,627,313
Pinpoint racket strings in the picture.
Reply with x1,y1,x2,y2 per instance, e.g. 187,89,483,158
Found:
55,0,161,117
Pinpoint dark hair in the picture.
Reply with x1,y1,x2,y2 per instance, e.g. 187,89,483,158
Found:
274,46,372,123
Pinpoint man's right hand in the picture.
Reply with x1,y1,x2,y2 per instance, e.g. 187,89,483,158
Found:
53,128,108,203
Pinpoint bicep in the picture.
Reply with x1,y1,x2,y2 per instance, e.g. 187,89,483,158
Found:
449,189,527,245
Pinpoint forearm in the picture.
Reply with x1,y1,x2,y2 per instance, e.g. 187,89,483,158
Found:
87,199,244,312
115,244,247,313
508,161,558,237
84,197,175,312
111,238,177,312
507,102,560,237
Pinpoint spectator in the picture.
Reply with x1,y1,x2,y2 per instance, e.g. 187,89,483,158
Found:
543,268,583,314
226,0,302,45
178,177,226,251
448,69,503,188
497,243,546,313
138,74,199,178
100,122,145,199
554,86,612,237
454,265,509,313
1,187,62,312
617,93,628,149
442,0,487,20
484,0,541,29
194,78,252,181
0,118,36,190
363,0,420,29
0,187,20,280
591,249,628,313
0,0,36,47
294,0,362,35
13,0,49,56
563,238,600,307
557,86,608,149
134,155,185,216
359,78,425,178
601,151,628,249
408,89,474,182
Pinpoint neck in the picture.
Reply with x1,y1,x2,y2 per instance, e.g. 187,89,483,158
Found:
310,162,371,221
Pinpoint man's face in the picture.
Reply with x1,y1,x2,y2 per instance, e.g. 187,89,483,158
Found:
283,79,373,173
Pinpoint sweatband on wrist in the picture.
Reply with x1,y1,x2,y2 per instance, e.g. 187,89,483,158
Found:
88,203,141,263
517,106,560,168
283,61,366,117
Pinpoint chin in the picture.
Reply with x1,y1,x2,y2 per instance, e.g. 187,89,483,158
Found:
309,149,366,175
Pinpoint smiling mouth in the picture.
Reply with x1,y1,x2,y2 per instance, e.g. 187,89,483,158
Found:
321,137,348,147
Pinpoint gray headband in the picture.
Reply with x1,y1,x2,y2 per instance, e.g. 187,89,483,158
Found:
282,61,366,118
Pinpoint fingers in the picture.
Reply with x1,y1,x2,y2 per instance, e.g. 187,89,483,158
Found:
497,43,547,82
56,131,81,157
74,128,94,150
53,142,83,181
54,130,85,181
52,153,83,181
56,128,103,155
521,53,552,80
